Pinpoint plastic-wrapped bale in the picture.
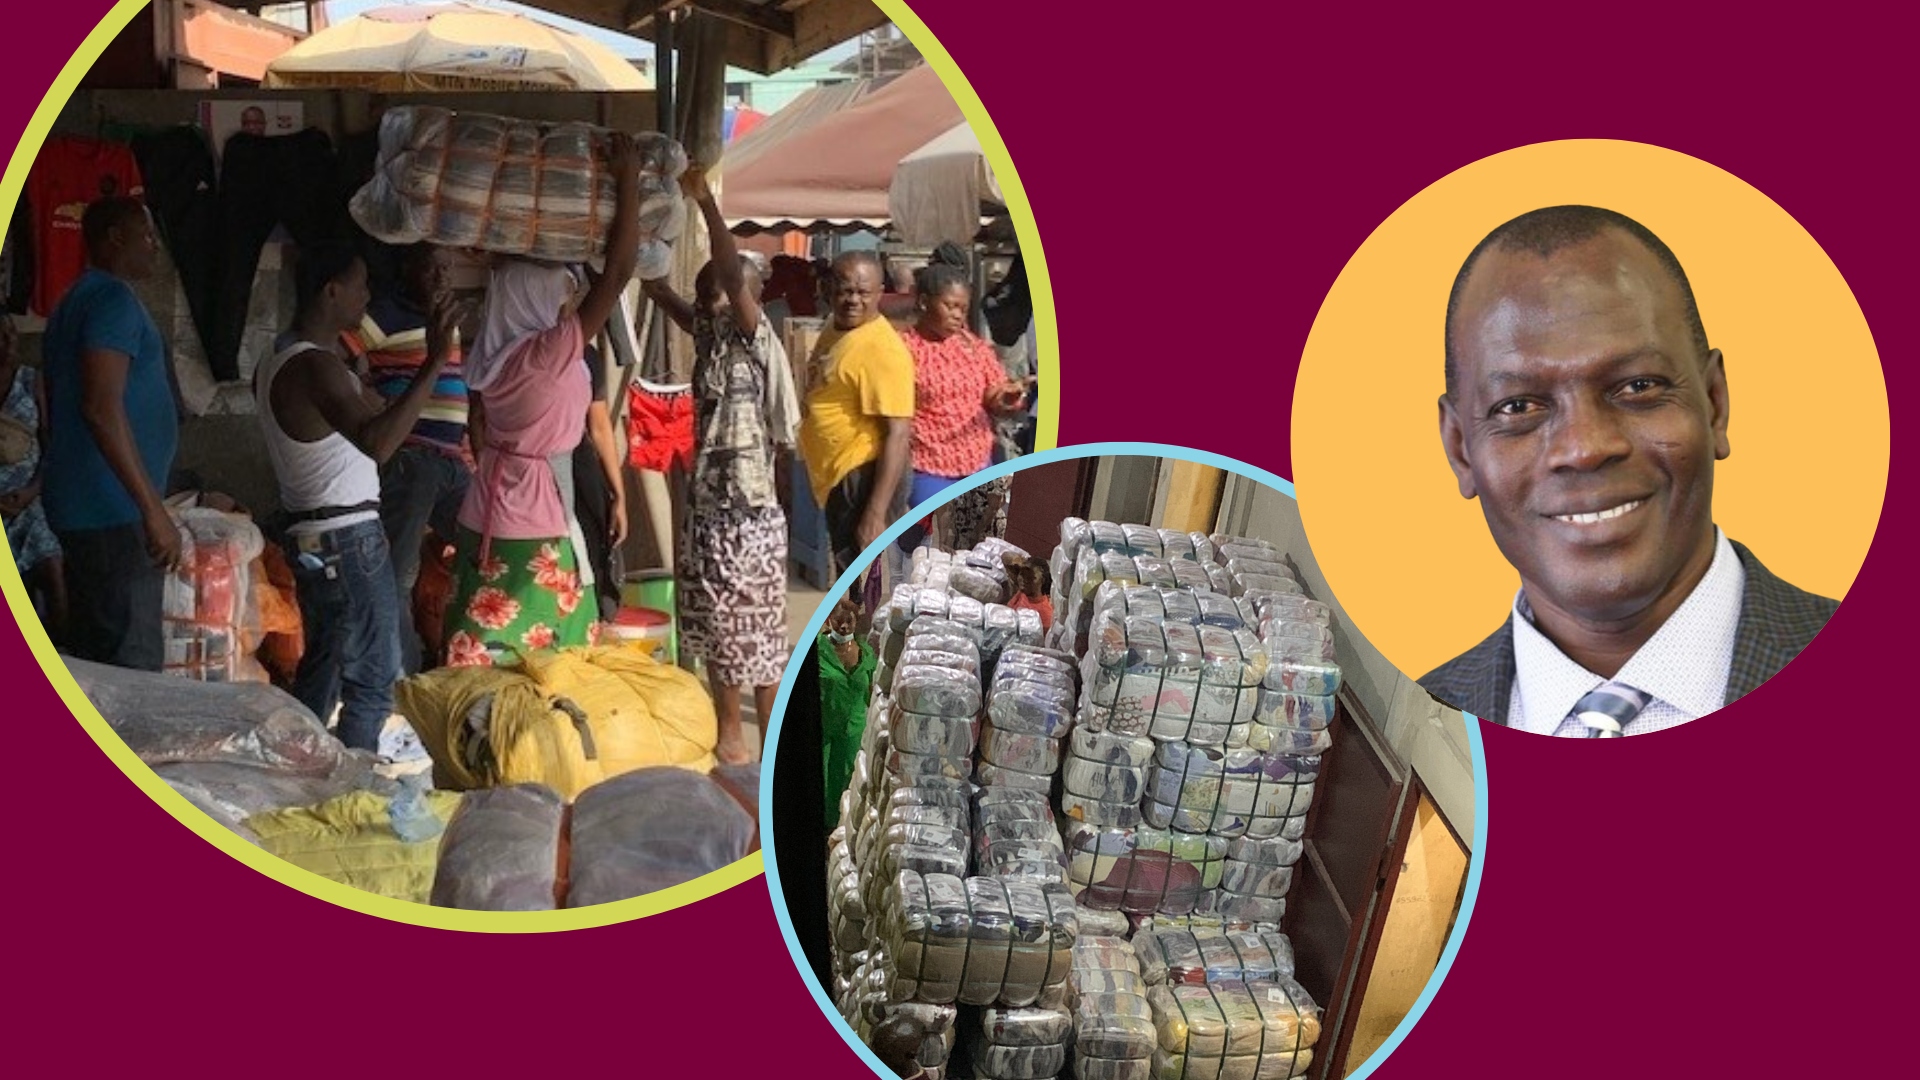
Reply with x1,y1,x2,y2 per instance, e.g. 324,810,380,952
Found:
1142,742,1316,840
1093,583,1257,634
881,871,1078,1008
1079,613,1267,748
1060,726,1154,829
973,787,1065,880
1216,835,1304,926
1250,632,1342,757
69,654,343,776
1064,823,1225,915
889,663,982,783
1074,904,1134,939
1147,978,1321,1080
862,785,972,920
431,784,566,910
163,507,269,682
977,649,1075,791
565,767,757,906
350,106,688,269
1133,929,1295,988
1070,936,1156,1080
969,1006,1072,1080
830,829,869,961
951,560,1010,605
876,1002,959,1080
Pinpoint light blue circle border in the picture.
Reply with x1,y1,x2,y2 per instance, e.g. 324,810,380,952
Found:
756,441,1488,1079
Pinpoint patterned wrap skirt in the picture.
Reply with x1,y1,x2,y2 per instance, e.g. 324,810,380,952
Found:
679,505,789,687
443,527,598,667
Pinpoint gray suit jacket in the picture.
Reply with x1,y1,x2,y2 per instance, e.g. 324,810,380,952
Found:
1419,540,1839,725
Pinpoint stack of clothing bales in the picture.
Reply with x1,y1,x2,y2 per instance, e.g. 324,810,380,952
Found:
825,527,1325,1079
350,106,688,277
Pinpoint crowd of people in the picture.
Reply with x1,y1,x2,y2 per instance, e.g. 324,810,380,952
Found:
14,131,1035,771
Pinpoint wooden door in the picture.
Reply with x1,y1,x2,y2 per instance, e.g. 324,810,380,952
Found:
1004,456,1096,558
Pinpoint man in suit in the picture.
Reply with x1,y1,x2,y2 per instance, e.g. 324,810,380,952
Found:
1420,205,1837,736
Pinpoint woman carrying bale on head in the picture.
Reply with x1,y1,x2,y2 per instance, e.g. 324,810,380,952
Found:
442,133,646,668
644,166,799,765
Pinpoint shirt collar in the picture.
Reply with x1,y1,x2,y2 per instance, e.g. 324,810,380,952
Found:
1510,528,1745,732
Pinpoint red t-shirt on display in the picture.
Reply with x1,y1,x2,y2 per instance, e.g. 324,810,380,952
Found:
26,136,144,316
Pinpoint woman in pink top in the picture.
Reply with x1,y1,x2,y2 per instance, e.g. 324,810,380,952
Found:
442,134,647,667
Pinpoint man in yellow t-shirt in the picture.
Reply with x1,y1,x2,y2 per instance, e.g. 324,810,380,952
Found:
800,250,914,573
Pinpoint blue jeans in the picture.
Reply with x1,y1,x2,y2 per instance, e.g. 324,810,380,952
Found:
897,470,967,552
283,518,401,753
378,445,469,675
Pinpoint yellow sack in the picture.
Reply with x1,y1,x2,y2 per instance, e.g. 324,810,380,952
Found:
246,790,463,904
395,643,717,801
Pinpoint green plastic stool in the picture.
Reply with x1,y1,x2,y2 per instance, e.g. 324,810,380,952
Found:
620,570,678,664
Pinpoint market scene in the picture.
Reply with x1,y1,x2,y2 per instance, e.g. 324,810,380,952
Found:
6,0,1033,909
771,455,1476,1079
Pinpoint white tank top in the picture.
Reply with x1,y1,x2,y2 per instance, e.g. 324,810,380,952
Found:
256,338,381,536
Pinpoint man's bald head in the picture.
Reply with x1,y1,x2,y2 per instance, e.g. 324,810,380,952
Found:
1444,206,1708,396
830,250,884,330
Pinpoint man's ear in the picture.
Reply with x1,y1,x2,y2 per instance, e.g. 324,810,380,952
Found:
1703,347,1731,461
1438,394,1478,500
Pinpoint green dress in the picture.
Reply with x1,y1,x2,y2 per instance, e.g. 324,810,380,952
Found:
819,632,875,828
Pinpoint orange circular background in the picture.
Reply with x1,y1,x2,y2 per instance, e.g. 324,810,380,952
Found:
1291,139,1889,683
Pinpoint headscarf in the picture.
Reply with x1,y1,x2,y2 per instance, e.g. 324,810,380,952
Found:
467,259,578,391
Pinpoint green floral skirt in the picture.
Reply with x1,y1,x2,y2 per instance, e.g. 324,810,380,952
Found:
443,527,598,667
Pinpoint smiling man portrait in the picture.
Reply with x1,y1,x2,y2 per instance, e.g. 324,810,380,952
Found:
1419,205,1837,737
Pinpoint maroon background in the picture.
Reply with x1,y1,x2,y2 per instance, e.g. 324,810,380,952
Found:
5,3,1908,1075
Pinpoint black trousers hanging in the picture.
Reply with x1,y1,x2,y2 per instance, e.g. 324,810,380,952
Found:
130,126,219,368
210,129,350,380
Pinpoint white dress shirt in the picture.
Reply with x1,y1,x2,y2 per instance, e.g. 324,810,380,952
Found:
1507,528,1746,736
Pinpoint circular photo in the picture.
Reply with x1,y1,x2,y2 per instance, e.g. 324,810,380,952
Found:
762,444,1483,1080
1292,140,1888,737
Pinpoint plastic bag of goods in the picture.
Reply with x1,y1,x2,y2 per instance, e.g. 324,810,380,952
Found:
1142,742,1316,839
977,651,1075,790
1254,595,1332,629
864,786,972,917
351,106,688,269
973,787,1065,880
1070,936,1156,1080
1065,823,1225,915
1147,978,1321,1080
431,784,566,910
69,654,343,775
1250,636,1342,756
1080,614,1267,748
1133,928,1295,987
867,1002,959,1080
1094,583,1256,633
968,1006,1072,1080
564,767,757,907
1060,726,1154,829
162,508,268,682
1214,835,1304,926
830,831,869,959
881,871,1079,1008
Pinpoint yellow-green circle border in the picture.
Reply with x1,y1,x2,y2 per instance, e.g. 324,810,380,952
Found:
0,0,1054,931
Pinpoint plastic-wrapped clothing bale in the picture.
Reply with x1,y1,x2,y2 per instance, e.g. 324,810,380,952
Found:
1059,726,1154,829
1222,556,1293,585
394,644,718,800
565,766,757,906
162,508,269,682
1250,633,1341,755
830,835,869,956
246,789,463,903
902,647,983,678
1074,904,1134,939
1065,823,1225,915
882,871,1078,1008
1209,536,1284,565
1014,607,1045,648
1232,572,1303,601
1216,835,1303,926
1255,596,1331,628
430,784,565,910
978,721,1062,779
350,106,688,266
970,1007,1072,1079
1143,743,1316,839
163,777,262,845
866,788,972,915
1070,937,1156,1080
1079,614,1266,748
1147,978,1320,1080
980,603,1022,665
1261,621,1335,663
1133,929,1294,987
69,654,343,775
873,1002,959,1079
951,563,1009,604
154,754,395,820
973,787,1065,880
1093,584,1256,634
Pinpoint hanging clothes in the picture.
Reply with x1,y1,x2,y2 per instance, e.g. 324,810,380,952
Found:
25,135,145,316
625,377,695,474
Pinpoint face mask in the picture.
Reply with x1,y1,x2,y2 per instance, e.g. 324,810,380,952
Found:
828,629,854,645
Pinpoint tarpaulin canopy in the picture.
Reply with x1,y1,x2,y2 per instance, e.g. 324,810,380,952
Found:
265,4,652,92
887,121,1002,248
720,64,963,231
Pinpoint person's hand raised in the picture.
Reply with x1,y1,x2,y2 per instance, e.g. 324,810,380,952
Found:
679,165,713,203
606,131,641,178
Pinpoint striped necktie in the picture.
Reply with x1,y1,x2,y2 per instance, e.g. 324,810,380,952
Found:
1566,681,1652,738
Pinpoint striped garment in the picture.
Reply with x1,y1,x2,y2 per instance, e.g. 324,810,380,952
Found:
342,295,468,456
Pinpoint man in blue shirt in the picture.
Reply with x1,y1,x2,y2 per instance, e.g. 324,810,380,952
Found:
41,197,179,671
